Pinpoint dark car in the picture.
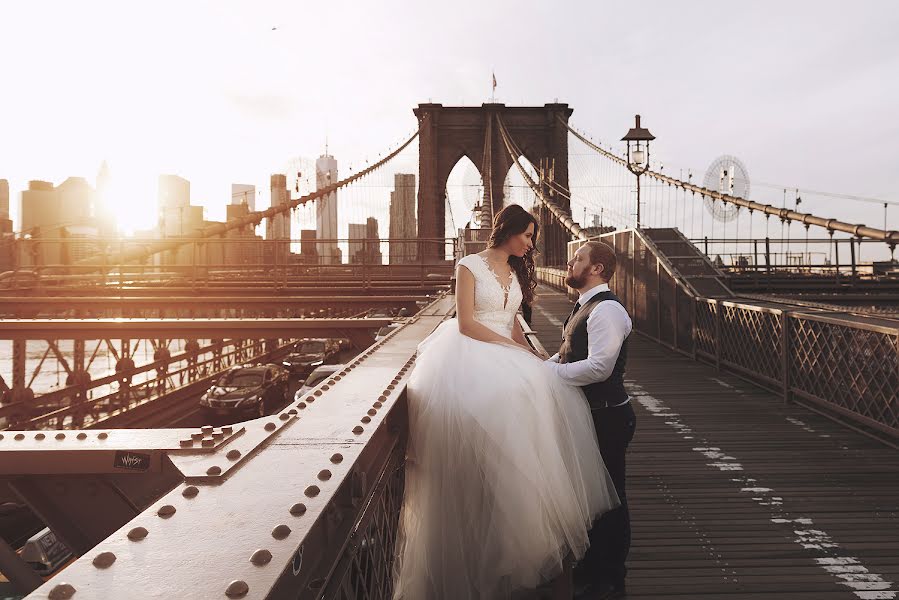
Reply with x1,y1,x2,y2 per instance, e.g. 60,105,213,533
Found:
280,339,339,378
199,364,289,419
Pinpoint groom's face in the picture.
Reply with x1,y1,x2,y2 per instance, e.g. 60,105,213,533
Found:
565,246,603,290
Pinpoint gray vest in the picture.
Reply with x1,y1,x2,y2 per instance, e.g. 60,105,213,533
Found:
558,291,629,409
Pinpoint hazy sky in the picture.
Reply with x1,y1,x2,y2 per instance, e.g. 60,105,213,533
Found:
1,0,897,235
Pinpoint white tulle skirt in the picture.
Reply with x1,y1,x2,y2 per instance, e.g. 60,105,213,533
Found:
392,319,619,600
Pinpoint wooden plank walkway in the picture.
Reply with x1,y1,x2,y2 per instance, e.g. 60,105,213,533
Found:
530,286,899,599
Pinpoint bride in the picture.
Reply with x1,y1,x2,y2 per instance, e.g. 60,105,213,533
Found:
392,204,619,599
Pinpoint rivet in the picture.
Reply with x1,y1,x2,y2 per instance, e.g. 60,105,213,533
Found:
48,583,76,599
98,432,108,439
318,470,331,481
297,402,307,409
0,434,4,440
76,432,87,440
35,433,46,441
157,505,176,518
314,390,322,397
288,409,298,416
180,439,192,447
353,426,364,435
264,422,276,432
327,378,336,385
226,449,241,460
225,580,249,598
56,433,66,440
272,524,291,540
361,417,371,424
92,551,116,569
330,453,343,464
305,485,320,497
378,395,387,402
321,385,329,391
373,401,383,408
182,485,199,498
279,413,289,421
14,434,24,441
392,378,400,384
382,390,392,396
387,384,395,390
127,526,148,541
367,409,377,416
250,549,272,566
207,466,222,476
334,375,342,381
191,432,203,440
221,426,233,434
201,439,215,447
201,425,213,434
290,503,307,516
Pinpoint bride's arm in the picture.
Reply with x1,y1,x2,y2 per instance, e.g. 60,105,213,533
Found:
456,265,531,351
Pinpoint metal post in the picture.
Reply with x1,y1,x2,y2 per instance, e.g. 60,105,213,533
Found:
835,238,841,282
753,239,759,272
765,237,771,274
691,298,697,360
656,256,662,343
850,237,857,278
12,340,26,388
714,300,721,371
781,311,792,405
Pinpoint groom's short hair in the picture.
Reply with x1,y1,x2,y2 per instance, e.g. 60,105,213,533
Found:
585,241,617,280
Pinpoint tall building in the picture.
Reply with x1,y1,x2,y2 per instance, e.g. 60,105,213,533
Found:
158,175,191,237
231,183,256,212
21,180,59,234
348,217,382,264
56,177,94,226
267,174,290,241
0,179,9,219
389,173,417,264
315,153,339,264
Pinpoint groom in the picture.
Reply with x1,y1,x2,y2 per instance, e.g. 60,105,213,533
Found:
545,240,636,600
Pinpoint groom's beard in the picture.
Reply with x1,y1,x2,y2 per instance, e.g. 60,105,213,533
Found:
565,273,587,289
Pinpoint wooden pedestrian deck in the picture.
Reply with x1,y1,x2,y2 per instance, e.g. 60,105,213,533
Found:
530,286,899,599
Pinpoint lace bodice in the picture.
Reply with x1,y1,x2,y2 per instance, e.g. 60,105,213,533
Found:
456,253,523,337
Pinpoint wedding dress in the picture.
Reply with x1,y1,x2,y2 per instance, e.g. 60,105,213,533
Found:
392,253,619,599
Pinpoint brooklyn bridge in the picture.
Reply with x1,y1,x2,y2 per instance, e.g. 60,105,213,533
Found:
0,102,897,600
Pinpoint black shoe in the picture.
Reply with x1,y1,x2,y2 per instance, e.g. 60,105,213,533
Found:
574,580,626,600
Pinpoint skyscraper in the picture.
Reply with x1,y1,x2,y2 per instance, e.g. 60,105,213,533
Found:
21,180,59,234
267,175,290,241
0,179,9,219
389,173,417,264
315,153,339,264
231,183,256,212
158,175,191,237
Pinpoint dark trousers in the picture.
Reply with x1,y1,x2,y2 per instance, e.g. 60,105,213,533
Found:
580,402,636,586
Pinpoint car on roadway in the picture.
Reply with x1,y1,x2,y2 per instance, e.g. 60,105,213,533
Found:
294,364,344,400
199,364,289,419
374,324,399,342
280,339,340,378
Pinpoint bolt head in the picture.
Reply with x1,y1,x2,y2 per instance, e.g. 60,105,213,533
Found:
182,485,199,499
76,432,87,440
207,466,222,476
318,470,331,481
289,503,307,516
226,449,241,460
353,426,364,435
98,432,109,439
127,526,149,541
56,433,66,440
264,422,276,432
157,505,177,518
304,485,320,497
35,433,46,441
92,551,116,569
48,583,76,600
250,549,272,566
271,524,291,540
330,453,343,464
225,580,249,598
279,413,289,421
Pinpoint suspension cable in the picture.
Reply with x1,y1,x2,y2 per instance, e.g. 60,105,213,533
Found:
494,116,587,241
561,116,899,246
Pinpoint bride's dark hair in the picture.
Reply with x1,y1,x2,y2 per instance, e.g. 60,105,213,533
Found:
488,204,539,306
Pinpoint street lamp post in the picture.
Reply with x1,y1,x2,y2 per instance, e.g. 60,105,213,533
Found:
621,114,655,228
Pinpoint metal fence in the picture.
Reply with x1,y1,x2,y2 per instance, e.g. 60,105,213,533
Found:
538,229,899,439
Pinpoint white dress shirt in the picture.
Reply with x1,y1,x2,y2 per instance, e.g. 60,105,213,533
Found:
547,283,632,395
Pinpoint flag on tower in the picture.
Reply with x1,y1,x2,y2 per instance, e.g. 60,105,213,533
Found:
492,72,497,90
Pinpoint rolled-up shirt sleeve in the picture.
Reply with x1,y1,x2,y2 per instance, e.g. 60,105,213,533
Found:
546,301,632,386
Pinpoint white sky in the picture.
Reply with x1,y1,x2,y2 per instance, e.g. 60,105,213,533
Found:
1,0,897,236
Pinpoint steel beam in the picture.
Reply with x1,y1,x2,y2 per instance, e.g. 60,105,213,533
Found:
1,294,455,600
0,318,393,340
